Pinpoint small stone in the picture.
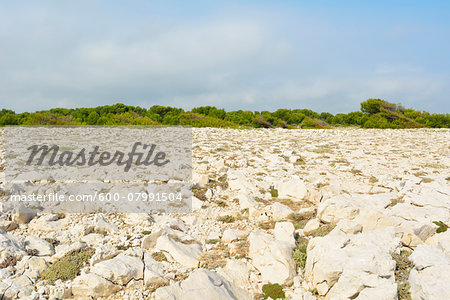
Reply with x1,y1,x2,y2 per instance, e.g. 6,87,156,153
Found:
12,205,37,224
303,219,320,235
274,221,296,248
71,273,121,298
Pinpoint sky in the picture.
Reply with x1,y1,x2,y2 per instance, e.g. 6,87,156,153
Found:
0,0,449,114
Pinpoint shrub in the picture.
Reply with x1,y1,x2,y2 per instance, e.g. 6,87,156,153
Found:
392,250,413,300
40,248,94,284
152,251,168,262
301,117,330,129
2,100,449,128
0,255,18,268
198,247,228,270
232,240,250,259
293,248,307,269
361,99,385,115
262,283,285,299
369,176,378,183
433,221,448,233
180,112,240,128
254,115,274,128
307,224,336,237
217,215,235,223
288,213,313,229
258,220,276,230
206,239,221,244
192,187,207,201
269,186,278,198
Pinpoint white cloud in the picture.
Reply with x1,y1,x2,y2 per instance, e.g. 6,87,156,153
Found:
0,2,448,114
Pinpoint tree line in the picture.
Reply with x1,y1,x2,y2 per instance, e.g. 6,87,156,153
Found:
0,99,448,128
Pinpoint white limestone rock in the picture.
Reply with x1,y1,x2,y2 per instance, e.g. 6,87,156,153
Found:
278,177,307,201
317,193,392,224
12,205,37,224
155,235,202,268
28,214,68,232
0,275,34,299
334,219,363,235
94,214,119,234
0,231,25,259
71,273,121,298
195,173,209,188
303,218,321,235
91,253,144,285
274,221,296,248
153,269,251,300
216,259,252,288
24,236,55,256
304,228,401,297
425,230,450,256
408,245,450,300
89,244,120,265
271,202,294,220
222,229,239,243
192,196,204,211
248,229,296,284
143,252,167,288
238,193,258,211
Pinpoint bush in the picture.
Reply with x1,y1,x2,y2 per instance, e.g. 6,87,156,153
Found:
301,117,330,128
254,115,274,128
40,248,94,284
152,251,168,262
293,248,307,269
269,186,278,198
392,250,413,300
262,283,285,299
361,99,386,115
307,224,336,237
180,112,240,128
217,215,235,223
433,221,448,233
2,99,448,128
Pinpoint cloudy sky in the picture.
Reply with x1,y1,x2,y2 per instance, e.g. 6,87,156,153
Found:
0,0,449,113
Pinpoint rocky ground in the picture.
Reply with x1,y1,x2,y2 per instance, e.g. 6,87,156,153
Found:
0,128,449,300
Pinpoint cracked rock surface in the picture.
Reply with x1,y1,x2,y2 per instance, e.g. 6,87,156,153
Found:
0,128,449,299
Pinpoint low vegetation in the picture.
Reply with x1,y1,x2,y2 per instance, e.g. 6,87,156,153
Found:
152,251,168,262
1,99,448,128
293,248,307,270
392,250,413,300
232,240,249,259
217,215,235,223
293,236,309,270
199,243,229,270
274,198,304,211
369,176,379,183
433,221,448,233
0,255,18,268
288,212,314,229
258,220,276,230
269,186,279,198
261,283,285,299
307,224,336,237
206,239,221,244
40,248,95,284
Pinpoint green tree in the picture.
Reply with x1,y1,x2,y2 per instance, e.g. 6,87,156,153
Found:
360,99,385,115
86,112,99,125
